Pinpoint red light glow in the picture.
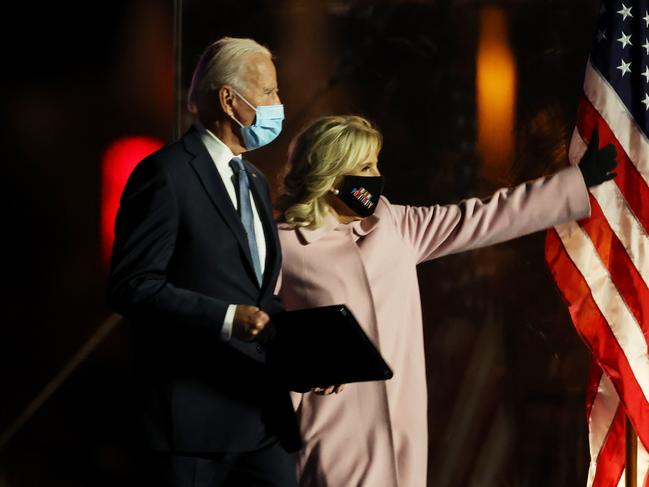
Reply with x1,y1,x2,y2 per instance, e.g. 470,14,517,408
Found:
101,136,164,263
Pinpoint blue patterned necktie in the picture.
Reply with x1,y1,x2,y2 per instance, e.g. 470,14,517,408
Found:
229,157,263,286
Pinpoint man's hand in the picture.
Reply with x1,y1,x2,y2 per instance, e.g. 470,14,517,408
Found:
312,385,346,395
578,127,618,187
232,305,270,341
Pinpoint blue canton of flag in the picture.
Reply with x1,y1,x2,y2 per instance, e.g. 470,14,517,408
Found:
592,0,649,135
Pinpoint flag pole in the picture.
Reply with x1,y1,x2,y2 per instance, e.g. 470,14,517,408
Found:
626,416,637,487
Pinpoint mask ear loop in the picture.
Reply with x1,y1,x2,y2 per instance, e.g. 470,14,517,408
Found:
231,88,257,110
228,87,257,128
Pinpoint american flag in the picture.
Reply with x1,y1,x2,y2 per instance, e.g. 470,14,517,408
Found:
545,1,649,485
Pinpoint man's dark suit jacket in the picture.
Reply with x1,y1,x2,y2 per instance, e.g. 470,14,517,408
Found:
108,127,300,454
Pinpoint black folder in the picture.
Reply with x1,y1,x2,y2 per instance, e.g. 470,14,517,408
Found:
266,304,393,391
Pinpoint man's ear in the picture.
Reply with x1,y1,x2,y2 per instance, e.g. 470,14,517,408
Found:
218,85,235,118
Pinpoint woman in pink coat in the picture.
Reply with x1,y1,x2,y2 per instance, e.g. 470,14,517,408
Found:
275,115,616,487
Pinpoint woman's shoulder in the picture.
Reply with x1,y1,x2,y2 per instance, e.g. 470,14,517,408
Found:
275,219,309,242
276,219,298,236
377,195,392,209
375,195,397,221
275,217,291,229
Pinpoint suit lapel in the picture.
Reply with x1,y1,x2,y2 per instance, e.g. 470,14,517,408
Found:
244,159,280,293
183,131,259,283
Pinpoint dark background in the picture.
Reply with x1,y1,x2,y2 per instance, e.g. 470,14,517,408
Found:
0,0,598,485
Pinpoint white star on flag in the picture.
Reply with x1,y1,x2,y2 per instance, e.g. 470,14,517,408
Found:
597,29,607,42
618,31,633,48
644,10,649,27
643,66,649,83
642,92,649,111
618,3,633,20
644,38,649,54
617,59,632,76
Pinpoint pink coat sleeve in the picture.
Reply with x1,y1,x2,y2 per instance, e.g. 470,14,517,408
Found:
385,165,591,264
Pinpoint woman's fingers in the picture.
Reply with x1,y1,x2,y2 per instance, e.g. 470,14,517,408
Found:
312,385,346,395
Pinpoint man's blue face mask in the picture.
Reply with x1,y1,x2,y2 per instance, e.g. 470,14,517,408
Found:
231,88,284,151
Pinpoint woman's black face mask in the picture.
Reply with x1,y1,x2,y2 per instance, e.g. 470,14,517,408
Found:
335,175,385,217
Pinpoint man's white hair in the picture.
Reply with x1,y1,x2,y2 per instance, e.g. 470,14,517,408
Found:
187,37,272,114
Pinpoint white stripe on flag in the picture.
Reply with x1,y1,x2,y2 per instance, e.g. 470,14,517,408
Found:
591,182,649,281
584,62,649,182
586,372,620,487
555,221,649,399
568,127,586,168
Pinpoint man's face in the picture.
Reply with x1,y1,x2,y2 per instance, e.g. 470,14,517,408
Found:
231,53,280,127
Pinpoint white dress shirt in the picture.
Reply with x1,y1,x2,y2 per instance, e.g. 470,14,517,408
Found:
195,122,267,340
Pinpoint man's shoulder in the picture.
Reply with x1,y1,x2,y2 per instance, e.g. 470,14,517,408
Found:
133,136,194,178
154,136,193,165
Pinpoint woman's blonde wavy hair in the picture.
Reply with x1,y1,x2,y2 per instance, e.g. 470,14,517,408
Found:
277,115,383,229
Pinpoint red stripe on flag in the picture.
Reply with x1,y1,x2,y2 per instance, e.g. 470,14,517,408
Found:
576,96,649,234
545,230,649,450
586,361,603,422
591,403,626,487
580,196,649,343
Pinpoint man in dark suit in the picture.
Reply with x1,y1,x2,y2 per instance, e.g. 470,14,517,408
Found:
108,37,299,486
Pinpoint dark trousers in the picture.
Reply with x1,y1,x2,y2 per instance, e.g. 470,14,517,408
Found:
142,441,298,487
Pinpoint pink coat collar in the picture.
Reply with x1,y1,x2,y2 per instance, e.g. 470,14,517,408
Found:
285,212,381,244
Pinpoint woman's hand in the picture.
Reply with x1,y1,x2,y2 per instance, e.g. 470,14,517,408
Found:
312,384,346,395
578,128,618,187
